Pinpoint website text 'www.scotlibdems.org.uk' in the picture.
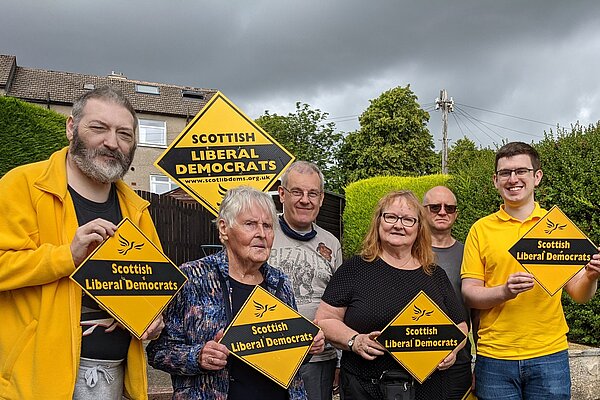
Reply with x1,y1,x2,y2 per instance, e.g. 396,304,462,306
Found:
183,175,271,184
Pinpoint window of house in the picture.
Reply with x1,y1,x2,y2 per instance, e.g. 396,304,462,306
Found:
150,175,179,194
182,89,205,100
135,84,160,95
138,119,167,147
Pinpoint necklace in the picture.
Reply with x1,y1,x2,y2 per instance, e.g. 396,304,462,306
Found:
383,252,415,269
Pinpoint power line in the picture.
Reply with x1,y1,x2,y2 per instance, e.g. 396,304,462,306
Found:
451,112,484,147
454,107,504,143
455,102,556,127
455,105,543,138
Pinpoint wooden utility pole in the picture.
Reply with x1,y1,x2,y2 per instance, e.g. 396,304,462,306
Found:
435,89,454,174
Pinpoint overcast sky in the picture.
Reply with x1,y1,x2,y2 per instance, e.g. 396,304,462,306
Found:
2,0,600,150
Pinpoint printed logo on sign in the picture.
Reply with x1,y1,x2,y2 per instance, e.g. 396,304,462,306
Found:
377,291,466,383
544,219,566,235
412,305,433,321
70,218,187,338
220,286,319,388
154,92,295,216
254,300,277,318
509,205,597,296
118,234,144,255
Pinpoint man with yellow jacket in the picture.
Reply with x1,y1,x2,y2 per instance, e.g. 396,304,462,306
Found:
0,86,164,399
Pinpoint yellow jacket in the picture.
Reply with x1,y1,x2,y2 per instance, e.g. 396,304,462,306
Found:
0,147,159,399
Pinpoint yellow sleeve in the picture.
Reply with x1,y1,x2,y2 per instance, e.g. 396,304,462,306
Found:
461,223,485,281
0,170,74,291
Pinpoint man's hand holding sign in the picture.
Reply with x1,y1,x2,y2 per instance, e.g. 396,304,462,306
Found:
70,218,119,268
70,218,187,339
508,206,599,298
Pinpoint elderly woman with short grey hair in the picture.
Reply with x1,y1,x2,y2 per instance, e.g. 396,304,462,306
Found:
147,186,324,400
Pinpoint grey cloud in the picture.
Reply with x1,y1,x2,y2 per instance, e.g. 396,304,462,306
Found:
2,0,600,147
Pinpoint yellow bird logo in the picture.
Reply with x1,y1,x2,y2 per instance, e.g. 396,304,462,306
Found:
216,184,228,207
545,219,567,235
254,300,277,318
118,234,144,255
412,305,434,321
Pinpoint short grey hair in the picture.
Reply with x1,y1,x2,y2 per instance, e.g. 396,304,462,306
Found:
71,85,138,131
280,161,325,192
218,186,277,228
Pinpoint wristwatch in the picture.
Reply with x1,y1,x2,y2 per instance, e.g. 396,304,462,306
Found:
347,333,359,352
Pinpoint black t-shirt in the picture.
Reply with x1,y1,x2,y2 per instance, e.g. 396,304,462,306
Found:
321,255,466,400
227,277,287,400
69,184,131,360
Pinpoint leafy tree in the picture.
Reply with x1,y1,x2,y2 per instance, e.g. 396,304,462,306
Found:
446,140,498,242
0,97,68,177
448,136,484,174
255,102,343,193
338,85,437,185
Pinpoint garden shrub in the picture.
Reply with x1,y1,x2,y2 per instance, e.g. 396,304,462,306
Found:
0,96,67,177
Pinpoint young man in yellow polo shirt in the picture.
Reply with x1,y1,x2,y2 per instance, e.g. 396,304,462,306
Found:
461,141,600,399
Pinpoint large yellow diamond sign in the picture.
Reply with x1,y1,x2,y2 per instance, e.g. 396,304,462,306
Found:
509,205,597,296
220,285,319,388
154,91,295,216
70,218,187,338
376,291,466,383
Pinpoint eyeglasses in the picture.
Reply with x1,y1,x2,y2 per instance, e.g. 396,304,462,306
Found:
281,186,322,200
496,168,535,179
424,204,457,214
381,213,418,227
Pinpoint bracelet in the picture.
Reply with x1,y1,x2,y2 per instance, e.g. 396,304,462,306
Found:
348,333,359,352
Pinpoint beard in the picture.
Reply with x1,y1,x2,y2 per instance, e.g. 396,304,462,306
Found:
69,125,135,184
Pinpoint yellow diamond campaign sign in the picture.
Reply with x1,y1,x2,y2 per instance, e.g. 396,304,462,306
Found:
509,205,597,296
376,291,466,383
220,285,319,388
70,218,187,339
154,91,295,216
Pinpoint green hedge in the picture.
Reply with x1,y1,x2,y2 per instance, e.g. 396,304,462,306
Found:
0,97,68,177
343,174,449,257
536,124,600,346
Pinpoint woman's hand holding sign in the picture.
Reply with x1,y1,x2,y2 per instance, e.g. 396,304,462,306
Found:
308,328,325,354
352,331,386,361
199,330,229,371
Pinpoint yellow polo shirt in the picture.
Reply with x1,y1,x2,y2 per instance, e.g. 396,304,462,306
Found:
461,203,569,359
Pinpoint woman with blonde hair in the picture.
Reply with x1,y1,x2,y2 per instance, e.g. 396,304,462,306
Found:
316,190,467,400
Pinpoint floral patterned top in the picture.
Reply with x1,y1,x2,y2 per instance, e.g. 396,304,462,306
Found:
146,250,307,400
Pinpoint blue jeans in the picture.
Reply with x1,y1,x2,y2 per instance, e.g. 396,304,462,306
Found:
475,350,570,400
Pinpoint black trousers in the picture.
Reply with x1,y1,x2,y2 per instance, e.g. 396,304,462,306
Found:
445,362,472,400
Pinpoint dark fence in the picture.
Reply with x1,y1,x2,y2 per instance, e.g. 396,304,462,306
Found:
136,188,345,266
136,191,221,266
